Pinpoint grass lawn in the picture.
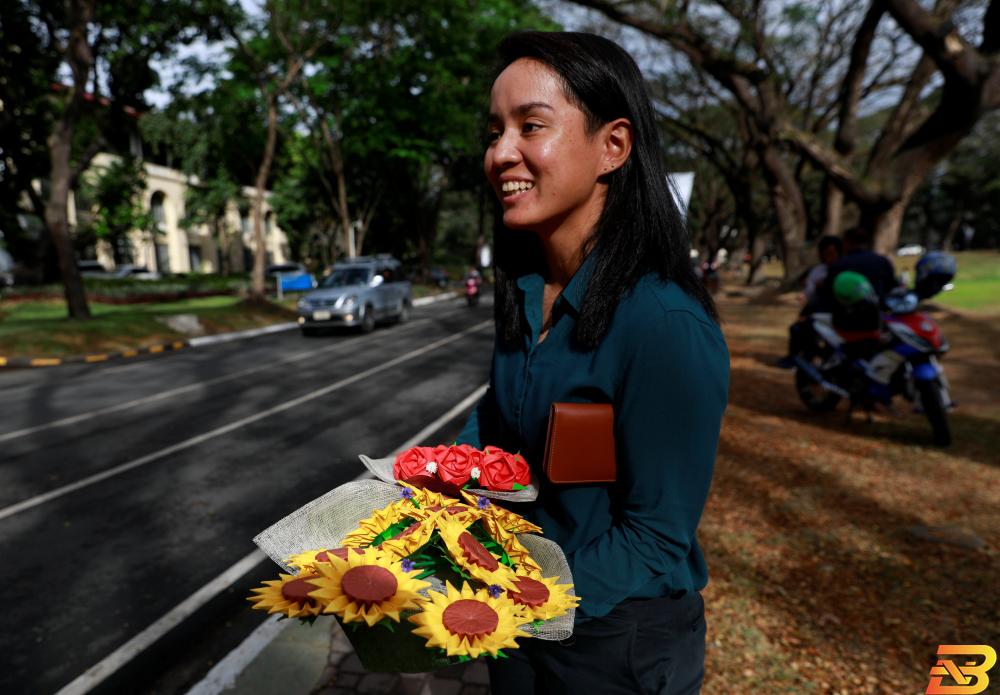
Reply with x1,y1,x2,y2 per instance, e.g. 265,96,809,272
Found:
0,295,297,358
756,250,999,312
702,288,999,693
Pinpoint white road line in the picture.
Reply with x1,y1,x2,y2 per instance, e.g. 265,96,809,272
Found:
54,549,267,695
0,308,468,443
57,382,489,695
0,321,491,522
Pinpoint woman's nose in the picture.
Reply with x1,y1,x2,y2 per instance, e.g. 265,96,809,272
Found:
490,129,522,168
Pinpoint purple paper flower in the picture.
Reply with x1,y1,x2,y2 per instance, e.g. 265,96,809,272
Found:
401,559,415,573
476,496,490,510
488,584,503,599
400,487,415,500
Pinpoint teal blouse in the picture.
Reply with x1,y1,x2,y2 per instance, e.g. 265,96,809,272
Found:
457,254,730,619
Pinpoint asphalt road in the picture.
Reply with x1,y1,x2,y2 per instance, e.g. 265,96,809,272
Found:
0,296,495,694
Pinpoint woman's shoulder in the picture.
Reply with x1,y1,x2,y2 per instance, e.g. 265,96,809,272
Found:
618,274,720,333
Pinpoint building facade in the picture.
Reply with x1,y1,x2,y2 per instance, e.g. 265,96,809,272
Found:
74,153,290,274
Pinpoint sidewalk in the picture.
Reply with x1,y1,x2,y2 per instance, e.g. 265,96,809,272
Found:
224,616,491,695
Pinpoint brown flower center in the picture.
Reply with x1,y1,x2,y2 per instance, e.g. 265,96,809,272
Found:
281,575,320,607
340,565,398,606
508,577,550,608
458,532,499,571
442,599,499,639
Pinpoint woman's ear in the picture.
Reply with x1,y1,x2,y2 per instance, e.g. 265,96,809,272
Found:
601,118,633,174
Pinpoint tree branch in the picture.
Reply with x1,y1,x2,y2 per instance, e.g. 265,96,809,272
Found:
778,124,884,206
879,0,984,84
833,3,885,155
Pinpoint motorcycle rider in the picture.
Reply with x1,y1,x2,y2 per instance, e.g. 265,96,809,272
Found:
775,235,843,368
821,226,898,307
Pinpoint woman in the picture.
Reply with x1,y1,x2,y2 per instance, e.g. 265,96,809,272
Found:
457,32,729,694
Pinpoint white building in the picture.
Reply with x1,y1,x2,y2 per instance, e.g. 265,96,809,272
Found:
70,153,290,274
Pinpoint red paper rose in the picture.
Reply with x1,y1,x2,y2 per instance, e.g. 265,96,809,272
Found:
393,446,437,481
435,445,479,486
477,448,531,491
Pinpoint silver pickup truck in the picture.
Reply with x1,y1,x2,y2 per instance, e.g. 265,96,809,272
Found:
296,256,412,335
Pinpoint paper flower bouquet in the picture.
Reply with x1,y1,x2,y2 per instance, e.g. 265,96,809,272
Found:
249,445,577,672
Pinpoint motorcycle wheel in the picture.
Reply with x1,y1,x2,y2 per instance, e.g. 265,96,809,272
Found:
916,379,951,447
795,361,841,412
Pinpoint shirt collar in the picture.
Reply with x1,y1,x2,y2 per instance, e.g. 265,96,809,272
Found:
515,250,597,316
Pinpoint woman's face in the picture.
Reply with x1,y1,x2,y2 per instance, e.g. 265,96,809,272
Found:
484,59,609,234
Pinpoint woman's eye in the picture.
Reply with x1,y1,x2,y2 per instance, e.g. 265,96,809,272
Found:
523,122,542,133
485,130,501,143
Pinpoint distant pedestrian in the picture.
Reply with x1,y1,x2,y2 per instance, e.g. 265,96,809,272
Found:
458,31,728,694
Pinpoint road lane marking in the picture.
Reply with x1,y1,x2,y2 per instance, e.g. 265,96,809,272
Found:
54,549,267,695
0,321,491,522
0,307,471,444
57,382,489,695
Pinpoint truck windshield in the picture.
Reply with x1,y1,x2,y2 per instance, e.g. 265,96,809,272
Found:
320,268,370,288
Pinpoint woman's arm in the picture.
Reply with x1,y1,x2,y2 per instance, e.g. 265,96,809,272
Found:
567,309,730,618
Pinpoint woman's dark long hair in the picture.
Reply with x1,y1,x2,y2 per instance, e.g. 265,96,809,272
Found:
491,31,719,351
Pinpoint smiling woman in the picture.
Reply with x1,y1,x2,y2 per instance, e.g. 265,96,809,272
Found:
459,32,730,694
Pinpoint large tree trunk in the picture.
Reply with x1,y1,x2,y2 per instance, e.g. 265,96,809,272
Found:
820,181,846,237
760,146,809,286
45,0,96,319
250,98,279,300
45,129,90,319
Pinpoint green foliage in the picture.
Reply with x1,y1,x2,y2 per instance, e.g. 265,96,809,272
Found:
78,156,155,263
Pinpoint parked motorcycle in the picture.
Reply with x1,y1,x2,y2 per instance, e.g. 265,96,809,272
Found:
793,252,956,446
465,276,480,307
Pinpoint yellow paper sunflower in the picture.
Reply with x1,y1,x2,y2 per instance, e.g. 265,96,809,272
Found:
341,502,413,548
436,518,518,590
459,490,542,534
377,515,438,558
401,482,460,509
309,550,430,626
481,519,542,576
285,547,365,573
409,581,529,658
247,572,326,618
505,574,580,621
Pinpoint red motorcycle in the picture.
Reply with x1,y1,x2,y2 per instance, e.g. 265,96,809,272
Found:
794,252,956,446
465,276,480,307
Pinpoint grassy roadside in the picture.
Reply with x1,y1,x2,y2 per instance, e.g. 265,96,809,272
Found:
0,295,297,358
0,282,456,359
702,289,999,693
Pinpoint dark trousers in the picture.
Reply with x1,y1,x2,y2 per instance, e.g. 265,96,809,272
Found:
487,592,706,695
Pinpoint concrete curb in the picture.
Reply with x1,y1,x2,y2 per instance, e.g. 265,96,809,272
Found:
0,291,459,369
0,340,191,369
412,291,458,307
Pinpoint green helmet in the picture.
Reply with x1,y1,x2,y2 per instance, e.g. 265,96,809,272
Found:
833,271,877,306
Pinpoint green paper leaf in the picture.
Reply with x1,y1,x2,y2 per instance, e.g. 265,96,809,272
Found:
512,483,526,491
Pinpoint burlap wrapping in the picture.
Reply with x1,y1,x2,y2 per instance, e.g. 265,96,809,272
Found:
359,455,539,502
253,478,575,641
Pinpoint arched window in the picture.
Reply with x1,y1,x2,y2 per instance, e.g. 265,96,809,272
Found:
151,191,167,230
264,211,274,236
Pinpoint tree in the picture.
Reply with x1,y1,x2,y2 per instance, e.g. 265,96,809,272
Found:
574,0,1000,267
77,155,154,264
1,0,231,318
